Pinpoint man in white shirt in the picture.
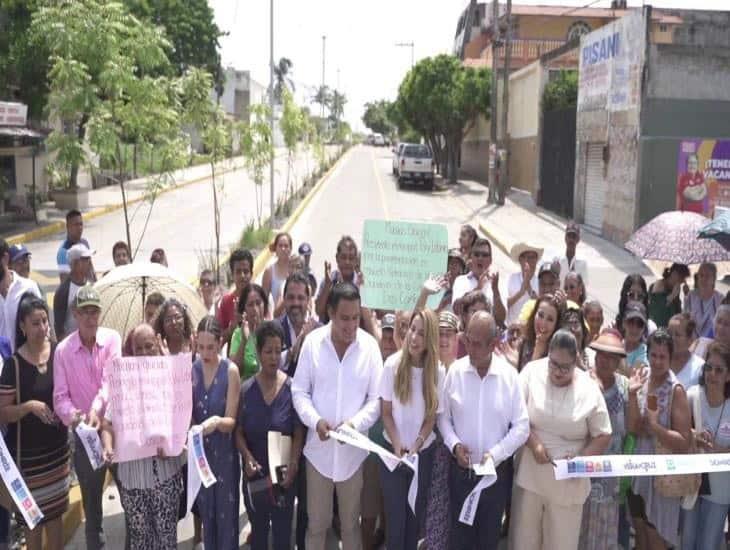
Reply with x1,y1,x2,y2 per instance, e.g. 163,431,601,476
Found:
292,282,382,550
555,222,588,286
0,239,42,352
451,238,505,326
506,242,542,325
438,311,529,549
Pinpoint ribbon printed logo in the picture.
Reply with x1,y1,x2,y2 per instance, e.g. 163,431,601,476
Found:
0,436,43,529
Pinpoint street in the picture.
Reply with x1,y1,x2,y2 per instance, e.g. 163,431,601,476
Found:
64,143,647,548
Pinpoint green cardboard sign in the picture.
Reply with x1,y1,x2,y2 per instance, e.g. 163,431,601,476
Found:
361,219,448,311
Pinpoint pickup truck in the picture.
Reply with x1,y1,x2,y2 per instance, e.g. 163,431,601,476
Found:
397,144,434,190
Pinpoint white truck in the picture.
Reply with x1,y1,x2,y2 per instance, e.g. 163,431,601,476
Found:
397,144,434,190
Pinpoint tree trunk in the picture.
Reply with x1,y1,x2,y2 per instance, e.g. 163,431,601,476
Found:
447,138,458,184
69,114,89,189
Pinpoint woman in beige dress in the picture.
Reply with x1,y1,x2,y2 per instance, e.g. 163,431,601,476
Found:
509,329,612,550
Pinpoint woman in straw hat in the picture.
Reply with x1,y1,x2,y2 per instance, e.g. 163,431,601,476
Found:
579,329,631,550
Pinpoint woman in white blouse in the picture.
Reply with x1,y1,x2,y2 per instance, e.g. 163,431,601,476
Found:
380,309,445,550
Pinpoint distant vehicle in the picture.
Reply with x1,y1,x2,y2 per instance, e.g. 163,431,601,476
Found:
365,134,375,145
373,133,385,146
392,142,408,176
398,144,434,190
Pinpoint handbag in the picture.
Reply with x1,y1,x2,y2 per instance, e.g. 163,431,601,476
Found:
0,357,22,511
654,383,701,499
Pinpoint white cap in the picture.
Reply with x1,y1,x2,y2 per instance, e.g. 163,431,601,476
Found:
67,243,94,265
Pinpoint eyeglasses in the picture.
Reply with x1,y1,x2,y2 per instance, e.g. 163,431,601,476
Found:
472,250,491,258
703,363,728,376
164,314,184,325
548,357,575,373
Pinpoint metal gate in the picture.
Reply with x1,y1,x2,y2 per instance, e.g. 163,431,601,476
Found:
539,108,576,218
584,143,606,231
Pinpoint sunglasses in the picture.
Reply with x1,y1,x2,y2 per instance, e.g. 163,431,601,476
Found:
472,250,491,258
703,363,728,376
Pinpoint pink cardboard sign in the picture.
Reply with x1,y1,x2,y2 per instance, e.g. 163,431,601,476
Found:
107,354,192,462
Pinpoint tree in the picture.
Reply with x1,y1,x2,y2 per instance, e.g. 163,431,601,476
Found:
312,85,331,118
125,0,224,93
241,103,274,227
362,100,395,137
0,0,49,121
279,88,306,200
31,0,174,189
273,57,295,104
180,67,232,283
329,90,347,124
396,54,491,183
542,70,578,111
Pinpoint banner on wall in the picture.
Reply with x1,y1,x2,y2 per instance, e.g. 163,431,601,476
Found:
676,139,730,217
577,10,645,113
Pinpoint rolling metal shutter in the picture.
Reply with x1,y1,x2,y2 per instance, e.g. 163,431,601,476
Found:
584,143,606,232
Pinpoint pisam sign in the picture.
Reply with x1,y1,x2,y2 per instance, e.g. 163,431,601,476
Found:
0,102,28,127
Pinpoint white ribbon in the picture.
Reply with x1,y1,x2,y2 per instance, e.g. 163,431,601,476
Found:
186,426,217,514
75,422,105,470
0,432,43,529
458,457,497,526
328,426,419,512
554,452,730,480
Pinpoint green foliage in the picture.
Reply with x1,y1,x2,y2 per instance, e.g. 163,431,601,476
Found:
32,0,178,188
542,70,578,111
239,220,274,251
280,88,305,153
362,100,396,137
241,103,274,227
125,0,224,92
395,54,491,182
273,57,295,104
329,90,346,124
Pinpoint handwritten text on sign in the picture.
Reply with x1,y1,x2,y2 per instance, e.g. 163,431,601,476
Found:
361,220,448,311
107,354,193,462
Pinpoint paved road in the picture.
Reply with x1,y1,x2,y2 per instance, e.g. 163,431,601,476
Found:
26,147,337,301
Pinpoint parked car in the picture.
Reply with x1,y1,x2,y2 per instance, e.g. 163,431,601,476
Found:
392,143,408,175
398,144,434,190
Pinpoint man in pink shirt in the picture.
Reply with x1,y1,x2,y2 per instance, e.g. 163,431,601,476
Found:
53,284,121,550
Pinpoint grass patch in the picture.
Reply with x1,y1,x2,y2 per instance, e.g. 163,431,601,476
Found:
239,221,273,250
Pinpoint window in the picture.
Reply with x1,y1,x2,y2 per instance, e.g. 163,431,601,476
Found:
659,24,668,32
404,145,431,158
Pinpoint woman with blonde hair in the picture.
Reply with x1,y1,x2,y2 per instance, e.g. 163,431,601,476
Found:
262,232,293,315
379,309,445,550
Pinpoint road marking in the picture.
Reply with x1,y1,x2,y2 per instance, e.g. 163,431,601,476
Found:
370,151,392,220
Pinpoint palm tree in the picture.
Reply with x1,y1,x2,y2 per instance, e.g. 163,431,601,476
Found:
312,84,331,118
329,90,347,124
273,57,294,103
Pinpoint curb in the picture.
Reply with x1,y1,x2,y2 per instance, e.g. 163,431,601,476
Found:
479,221,513,259
251,147,350,280
6,161,248,247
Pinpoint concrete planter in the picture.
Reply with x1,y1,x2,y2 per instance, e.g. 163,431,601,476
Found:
53,188,89,211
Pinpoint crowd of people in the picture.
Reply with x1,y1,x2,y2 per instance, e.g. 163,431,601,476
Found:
0,210,730,550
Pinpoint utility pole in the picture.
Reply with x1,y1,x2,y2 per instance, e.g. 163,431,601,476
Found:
395,41,415,68
498,0,512,205
487,0,499,203
269,0,275,224
321,35,326,119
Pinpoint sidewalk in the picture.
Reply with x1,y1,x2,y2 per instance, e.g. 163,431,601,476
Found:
476,187,654,320
3,149,292,245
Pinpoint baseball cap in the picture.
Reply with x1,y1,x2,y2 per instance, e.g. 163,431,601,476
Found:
75,284,101,309
439,311,460,332
624,301,647,325
538,262,559,279
298,242,312,256
67,243,94,264
381,313,396,331
9,244,30,263
566,221,581,236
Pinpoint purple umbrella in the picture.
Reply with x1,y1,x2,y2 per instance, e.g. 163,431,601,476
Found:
625,210,730,264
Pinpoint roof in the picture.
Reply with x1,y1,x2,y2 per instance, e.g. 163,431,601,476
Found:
0,126,48,139
509,5,682,24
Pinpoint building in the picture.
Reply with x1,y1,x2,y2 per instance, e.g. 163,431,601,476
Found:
573,8,730,245
215,68,267,122
455,2,682,184
0,102,50,214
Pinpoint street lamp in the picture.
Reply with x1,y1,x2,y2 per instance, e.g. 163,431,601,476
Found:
269,0,275,225
395,41,415,68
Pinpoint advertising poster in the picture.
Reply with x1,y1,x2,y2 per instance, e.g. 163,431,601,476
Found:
676,139,730,216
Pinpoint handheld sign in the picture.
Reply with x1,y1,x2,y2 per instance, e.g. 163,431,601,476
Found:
361,219,448,311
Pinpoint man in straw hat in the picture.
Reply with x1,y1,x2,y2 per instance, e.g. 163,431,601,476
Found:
506,242,543,325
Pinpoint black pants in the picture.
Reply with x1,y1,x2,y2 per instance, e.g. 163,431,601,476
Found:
449,458,509,550
295,453,307,549
380,443,436,550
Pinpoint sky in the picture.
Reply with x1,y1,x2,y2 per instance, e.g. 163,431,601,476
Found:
210,0,727,133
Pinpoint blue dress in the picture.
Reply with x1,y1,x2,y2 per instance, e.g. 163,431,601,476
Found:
192,357,241,550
